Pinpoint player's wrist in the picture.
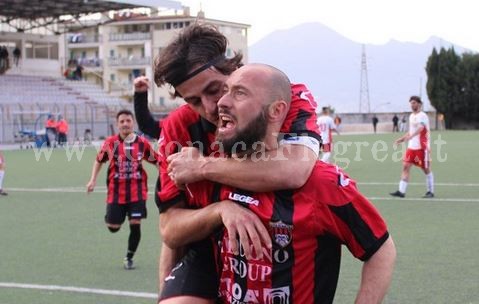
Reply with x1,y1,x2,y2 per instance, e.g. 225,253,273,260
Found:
212,201,228,226
200,156,215,180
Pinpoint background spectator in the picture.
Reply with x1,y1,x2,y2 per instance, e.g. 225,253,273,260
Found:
13,46,21,67
56,115,69,146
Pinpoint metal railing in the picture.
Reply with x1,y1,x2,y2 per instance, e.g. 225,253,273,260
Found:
108,56,151,66
109,32,151,42
68,34,102,44
0,102,131,144
66,58,102,68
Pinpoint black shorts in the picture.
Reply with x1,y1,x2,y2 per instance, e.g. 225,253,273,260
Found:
159,239,219,302
104,201,147,225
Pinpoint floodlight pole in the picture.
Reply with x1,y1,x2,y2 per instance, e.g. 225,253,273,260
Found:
359,44,371,113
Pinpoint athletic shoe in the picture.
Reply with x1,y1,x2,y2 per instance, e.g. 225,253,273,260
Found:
0,190,8,196
422,191,434,198
389,190,405,198
123,258,135,270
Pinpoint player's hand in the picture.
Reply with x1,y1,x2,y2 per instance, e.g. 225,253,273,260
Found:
217,200,272,260
133,76,149,93
394,137,404,145
86,180,96,193
166,147,206,186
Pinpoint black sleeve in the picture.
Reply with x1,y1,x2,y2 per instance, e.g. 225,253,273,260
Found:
134,92,161,139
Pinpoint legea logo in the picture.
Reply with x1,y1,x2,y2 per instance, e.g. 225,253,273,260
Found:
228,192,260,206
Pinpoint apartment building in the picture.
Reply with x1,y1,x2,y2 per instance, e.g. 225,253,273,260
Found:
63,9,250,111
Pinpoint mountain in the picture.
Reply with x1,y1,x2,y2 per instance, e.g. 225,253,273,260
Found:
248,22,471,113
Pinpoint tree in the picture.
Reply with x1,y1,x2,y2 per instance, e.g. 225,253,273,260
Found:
425,47,479,129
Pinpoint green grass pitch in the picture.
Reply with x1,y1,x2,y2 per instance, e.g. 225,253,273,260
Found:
0,130,478,303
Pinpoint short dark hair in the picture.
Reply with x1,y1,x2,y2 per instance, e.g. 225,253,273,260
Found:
153,23,243,96
116,109,134,120
409,95,422,104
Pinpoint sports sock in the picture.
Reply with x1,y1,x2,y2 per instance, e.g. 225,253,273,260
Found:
321,152,331,163
0,170,4,190
426,172,434,193
127,223,141,260
399,180,408,194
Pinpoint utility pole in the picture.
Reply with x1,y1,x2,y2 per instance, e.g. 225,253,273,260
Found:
359,44,371,113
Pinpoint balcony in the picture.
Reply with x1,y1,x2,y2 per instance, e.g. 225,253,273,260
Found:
68,34,102,44
109,32,151,42
66,58,102,68
108,56,151,66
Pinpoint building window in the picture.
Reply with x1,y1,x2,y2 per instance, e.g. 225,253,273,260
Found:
110,74,115,82
110,49,115,57
159,97,165,106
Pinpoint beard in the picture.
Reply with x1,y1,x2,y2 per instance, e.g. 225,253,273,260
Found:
217,108,268,156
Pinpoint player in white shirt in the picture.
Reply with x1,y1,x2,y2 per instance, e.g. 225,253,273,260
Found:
0,151,7,196
317,107,339,162
390,96,434,198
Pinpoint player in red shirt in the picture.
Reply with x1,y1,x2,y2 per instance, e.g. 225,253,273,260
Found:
86,110,158,270
133,24,321,303
166,64,396,303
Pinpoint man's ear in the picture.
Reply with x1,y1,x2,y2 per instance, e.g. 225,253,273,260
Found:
267,100,289,123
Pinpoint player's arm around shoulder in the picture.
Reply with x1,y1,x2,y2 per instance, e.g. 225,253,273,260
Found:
196,142,318,192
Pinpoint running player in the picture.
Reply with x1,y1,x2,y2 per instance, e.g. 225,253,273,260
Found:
390,95,434,198
86,109,158,269
317,106,339,162
167,64,396,303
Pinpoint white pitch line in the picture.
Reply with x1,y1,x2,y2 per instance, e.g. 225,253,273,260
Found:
0,282,157,299
7,187,106,193
368,196,479,203
359,182,479,187
6,185,158,193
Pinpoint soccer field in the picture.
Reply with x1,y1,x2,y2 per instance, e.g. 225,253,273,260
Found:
1,130,478,304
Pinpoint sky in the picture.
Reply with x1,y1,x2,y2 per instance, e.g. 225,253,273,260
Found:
178,0,479,51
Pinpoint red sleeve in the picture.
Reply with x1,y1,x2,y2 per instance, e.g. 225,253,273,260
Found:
280,83,321,141
157,106,200,212
141,137,159,165
96,137,114,163
309,162,389,261
183,180,216,209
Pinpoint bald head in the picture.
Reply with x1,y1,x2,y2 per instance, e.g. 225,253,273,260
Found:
217,63,292,154
237,63,291,106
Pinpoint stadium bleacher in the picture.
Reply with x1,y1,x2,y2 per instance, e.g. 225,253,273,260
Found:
0,74,128,106
0,74,132,143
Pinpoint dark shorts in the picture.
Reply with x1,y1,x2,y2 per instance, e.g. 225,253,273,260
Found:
105,201,147,225
159,239,219,302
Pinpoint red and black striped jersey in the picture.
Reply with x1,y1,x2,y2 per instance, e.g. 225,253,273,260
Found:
186,161,389,304
97,134,158,204
156,105,218,211
156,83,320,212
283,83,320,141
